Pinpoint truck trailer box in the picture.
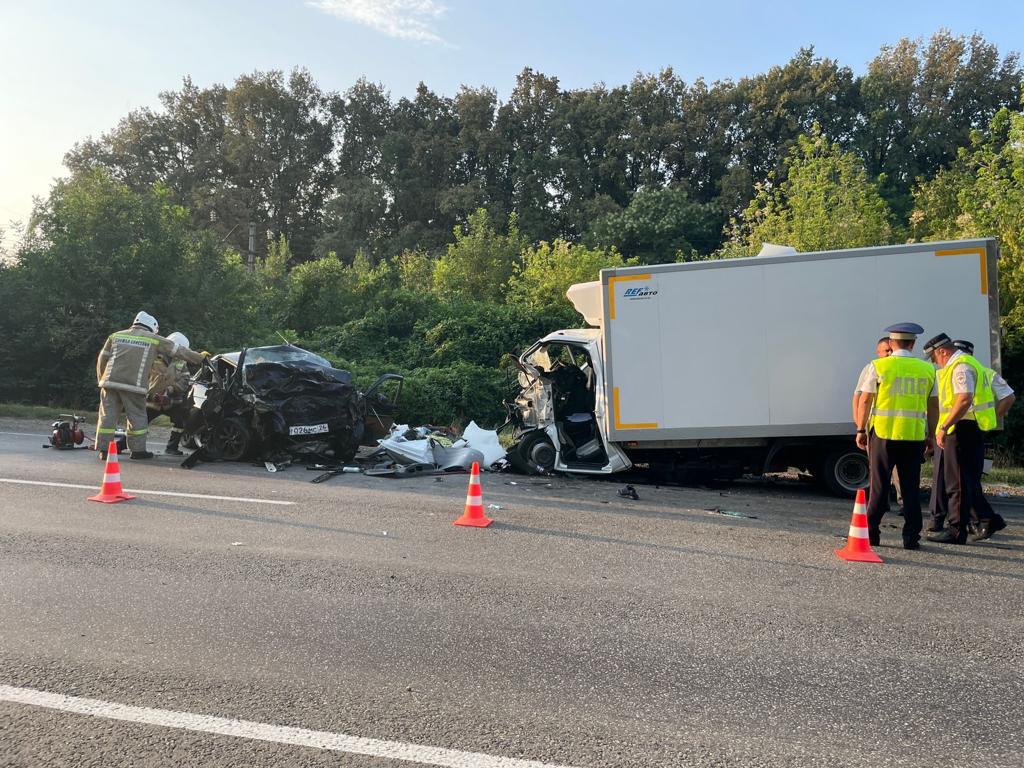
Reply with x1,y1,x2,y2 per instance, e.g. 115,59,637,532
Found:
599,239,999,442
508,238,1000,496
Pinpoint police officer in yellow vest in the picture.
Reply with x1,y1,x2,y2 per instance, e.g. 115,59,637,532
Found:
854,323,938,549
95,312,206,460
923,334,1004,543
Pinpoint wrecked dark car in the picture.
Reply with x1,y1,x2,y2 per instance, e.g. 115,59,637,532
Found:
183,344,402,464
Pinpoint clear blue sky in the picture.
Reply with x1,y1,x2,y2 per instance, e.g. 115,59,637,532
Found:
2,0,1023,233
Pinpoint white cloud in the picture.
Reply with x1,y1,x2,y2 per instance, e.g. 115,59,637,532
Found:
308,0,450,44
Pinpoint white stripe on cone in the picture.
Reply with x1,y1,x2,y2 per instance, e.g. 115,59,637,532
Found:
848,525,869,538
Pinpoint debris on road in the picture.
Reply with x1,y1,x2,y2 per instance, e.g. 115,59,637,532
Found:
362,420,507,478
704,507,759,520
617,484,640,501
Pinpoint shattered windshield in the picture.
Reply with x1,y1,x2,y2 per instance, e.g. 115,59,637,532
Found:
526,344,582,374
243,347,333,368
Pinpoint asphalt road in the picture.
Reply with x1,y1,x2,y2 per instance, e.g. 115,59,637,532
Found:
0,418,1022,767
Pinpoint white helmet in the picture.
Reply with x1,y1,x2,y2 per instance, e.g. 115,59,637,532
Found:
133,311,159,333
166,331,190,350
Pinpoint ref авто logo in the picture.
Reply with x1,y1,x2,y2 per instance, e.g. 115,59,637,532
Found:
622,285,658,299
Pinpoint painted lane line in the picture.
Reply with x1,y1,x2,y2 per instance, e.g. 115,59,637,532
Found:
0,685,580,768
0,431,51,438
0,479,295,506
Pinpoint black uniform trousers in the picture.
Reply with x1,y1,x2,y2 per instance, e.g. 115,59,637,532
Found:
929,444,947,530
942,420,1002,542
866,431,924,545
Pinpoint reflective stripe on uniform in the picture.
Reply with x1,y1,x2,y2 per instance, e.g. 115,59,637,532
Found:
112,334,160,345
873,409,926,420
96,427,117,434
870,356,935,440
938,355,996,433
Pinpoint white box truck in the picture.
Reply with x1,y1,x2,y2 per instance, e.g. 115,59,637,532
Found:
505,238,1001,496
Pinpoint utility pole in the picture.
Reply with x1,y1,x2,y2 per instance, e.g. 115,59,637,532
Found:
247,222,256,273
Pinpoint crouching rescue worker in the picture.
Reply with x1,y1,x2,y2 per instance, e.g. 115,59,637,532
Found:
146,331,197,456
96,312,206,460
854,323,938,550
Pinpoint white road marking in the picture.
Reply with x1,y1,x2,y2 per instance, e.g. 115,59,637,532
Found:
0,479,295,506
0,431,50,438
0,684,579,768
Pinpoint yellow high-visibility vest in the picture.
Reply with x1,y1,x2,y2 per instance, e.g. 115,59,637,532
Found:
938,354,997,433
870,356,935,441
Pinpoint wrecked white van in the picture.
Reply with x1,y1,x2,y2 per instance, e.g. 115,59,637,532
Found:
506,239,1002,497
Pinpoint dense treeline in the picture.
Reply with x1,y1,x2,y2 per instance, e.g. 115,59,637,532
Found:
63,31,1019,262
4,30,1024,452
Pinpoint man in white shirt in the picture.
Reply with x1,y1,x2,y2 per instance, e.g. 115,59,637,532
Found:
923,334,1004,543
854,323,938,549
853,337,900,511
944,339,1015,540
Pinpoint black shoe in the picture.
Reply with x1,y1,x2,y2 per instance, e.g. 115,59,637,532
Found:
164,447,184,456
990,516,1008,535
130,451,154,460
970,523,993,542
927,529,965,544
903,539,921,550
925,525,944,533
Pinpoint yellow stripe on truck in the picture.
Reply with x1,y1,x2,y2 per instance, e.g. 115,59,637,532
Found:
935,248,987,294
613,387,658,430
607,273,652,320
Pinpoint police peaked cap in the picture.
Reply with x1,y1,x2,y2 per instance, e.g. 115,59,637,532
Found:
883,322,925,341
922,332,953,358
953,339,975,355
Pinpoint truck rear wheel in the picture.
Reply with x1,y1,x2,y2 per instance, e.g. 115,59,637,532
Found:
819,448,869,498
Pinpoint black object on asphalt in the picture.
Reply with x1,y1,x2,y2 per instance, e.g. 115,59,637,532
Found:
618,484,640,500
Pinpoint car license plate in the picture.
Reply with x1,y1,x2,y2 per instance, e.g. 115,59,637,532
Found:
288,423,329,436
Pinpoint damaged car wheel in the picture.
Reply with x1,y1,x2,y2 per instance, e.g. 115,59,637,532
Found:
511,430,556,474
204,417,252,462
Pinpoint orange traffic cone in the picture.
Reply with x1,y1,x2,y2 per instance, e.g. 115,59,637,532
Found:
834,488,882,563
88,441,136,504
453,462,493,527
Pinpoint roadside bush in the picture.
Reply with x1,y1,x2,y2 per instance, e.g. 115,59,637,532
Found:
399,363,512,428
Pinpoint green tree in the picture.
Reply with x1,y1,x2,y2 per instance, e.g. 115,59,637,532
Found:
911,106,1024,455
733,48,860,185
67,69,343,261
508,240,631,310
431,209,527,301
4,169,252,404
720,128,895,256
857,31,1022,217
396,248,435,293
588,187,723,262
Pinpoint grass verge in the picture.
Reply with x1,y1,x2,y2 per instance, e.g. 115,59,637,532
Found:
0,403,97,420
0,403,170,427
